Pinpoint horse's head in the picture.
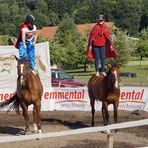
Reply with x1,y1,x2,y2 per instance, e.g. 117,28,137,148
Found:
107,64,121,89
14,56,30,86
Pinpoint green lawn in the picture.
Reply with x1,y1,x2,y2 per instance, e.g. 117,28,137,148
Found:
66,59,148,86
120,59,148,86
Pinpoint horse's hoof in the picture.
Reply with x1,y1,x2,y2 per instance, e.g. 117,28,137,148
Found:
17,130,26,135
33,129,42,134
25,129,31,135
38,129,42,134
25,131,32,135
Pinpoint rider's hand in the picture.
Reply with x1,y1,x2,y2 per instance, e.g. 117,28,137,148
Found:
23,43,27,49
110,45,113,51
32,42,36,46
89,45,92,51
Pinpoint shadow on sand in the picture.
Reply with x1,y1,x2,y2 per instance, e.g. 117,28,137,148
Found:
42,118,89,129
0,126,24,135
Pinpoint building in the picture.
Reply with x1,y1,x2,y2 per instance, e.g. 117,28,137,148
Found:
37,22,113,41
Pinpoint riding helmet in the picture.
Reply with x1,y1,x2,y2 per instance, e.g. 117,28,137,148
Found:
98,14,106,21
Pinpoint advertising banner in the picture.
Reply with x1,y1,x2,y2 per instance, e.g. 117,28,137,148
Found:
0,42,51,89
0,43,148,112
0,87,148,112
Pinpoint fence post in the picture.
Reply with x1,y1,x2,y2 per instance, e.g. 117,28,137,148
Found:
107,130,114,148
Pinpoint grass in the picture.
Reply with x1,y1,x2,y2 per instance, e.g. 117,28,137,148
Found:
66,58,148,86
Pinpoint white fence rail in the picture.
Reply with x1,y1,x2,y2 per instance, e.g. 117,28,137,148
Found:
0,119,148,144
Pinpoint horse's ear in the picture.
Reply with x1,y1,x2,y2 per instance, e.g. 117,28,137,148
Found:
117,64,121,69
107,64,112,69
14,55,20,63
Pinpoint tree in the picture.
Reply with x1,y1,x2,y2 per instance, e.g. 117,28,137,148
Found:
139,0,148,31
114,0,143,36
0,0,146,37
50,39,68,67
50,14,86,68
72,5,90,24
136,28,148,60
106,30,136,66
34,11,49,28
48,12,60,26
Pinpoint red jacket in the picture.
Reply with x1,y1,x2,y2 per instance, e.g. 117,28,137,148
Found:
15,23,29,49
86,23,117,60
89,24,110,47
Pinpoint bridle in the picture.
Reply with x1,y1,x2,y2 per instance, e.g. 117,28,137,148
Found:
17,63,29,86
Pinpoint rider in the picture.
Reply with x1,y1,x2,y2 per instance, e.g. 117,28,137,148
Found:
88,14,115,76
15,15,37,75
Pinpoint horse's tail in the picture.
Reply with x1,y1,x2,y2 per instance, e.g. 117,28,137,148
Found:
0,93,20,113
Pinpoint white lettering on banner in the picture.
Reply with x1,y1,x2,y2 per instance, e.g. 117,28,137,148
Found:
0,87,148,112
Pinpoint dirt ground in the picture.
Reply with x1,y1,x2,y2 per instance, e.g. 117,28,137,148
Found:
0,110,148,148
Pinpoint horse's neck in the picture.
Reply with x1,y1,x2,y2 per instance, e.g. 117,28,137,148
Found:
105,75,115,92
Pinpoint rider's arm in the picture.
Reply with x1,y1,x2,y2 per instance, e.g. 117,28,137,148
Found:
22,30,26,49
33,33,38,45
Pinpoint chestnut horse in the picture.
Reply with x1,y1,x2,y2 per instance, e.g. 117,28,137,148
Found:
0,56,43,134
88,64,121,126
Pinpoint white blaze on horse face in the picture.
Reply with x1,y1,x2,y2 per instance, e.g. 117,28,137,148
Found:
114,70,119,88
20,64,24,84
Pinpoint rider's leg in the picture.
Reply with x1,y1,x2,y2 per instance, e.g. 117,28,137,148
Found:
18,41,27,63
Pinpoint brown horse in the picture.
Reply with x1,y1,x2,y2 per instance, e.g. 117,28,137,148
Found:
88,64,121,126
0,56,43,134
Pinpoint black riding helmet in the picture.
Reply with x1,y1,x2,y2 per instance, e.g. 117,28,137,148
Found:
25,15,35,25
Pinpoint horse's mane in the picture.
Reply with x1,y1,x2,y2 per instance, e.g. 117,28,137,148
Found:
104,67,116,93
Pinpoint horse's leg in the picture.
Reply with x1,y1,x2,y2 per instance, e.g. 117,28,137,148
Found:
113,100,119,133
33,105,38,133
102,102,109,126
33,100,42,133
21,104,30,133
113,101,119,123
36,100,42,133
90,98,95,127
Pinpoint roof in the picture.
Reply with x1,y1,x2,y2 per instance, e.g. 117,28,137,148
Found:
37,26,57,40
37,22,113,40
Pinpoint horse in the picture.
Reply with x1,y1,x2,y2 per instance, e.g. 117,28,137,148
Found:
0,56,43,134
88,64,121,127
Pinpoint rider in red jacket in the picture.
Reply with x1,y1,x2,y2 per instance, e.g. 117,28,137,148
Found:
88,14,116,76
